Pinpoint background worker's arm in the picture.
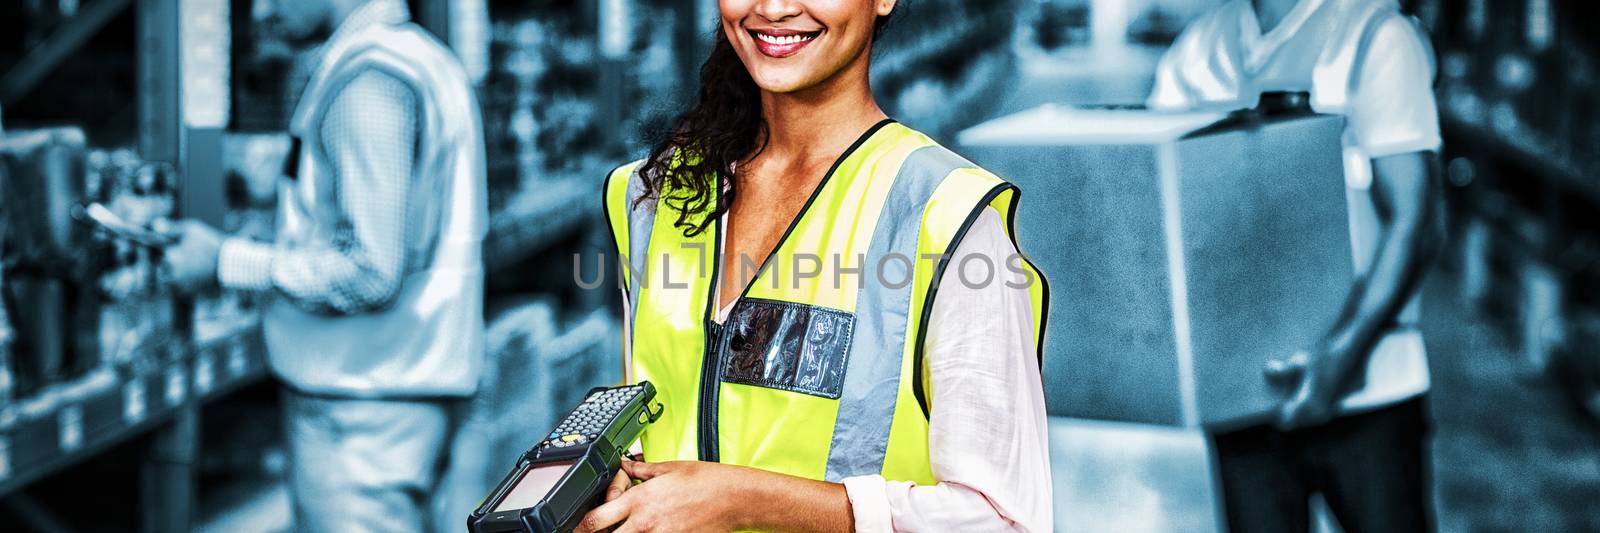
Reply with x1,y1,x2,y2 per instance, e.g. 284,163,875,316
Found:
1328,151,1442,368
1274,151,1442,428
217,70,419,315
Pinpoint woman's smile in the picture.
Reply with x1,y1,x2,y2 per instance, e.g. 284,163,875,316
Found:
748,27,823,58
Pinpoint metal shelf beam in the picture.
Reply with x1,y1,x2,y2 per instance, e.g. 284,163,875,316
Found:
0,0,134,106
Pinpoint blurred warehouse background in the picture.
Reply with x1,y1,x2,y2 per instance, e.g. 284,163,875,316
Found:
0,0,1595,531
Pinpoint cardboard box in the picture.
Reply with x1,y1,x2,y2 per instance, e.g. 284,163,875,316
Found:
959,106,1352,428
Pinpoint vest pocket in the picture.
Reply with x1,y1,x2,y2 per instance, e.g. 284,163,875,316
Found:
718,298,853,399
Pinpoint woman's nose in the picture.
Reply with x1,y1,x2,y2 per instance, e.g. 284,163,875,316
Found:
751,0,803,22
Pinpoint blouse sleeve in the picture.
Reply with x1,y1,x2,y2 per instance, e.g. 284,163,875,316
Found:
841,207,1054,532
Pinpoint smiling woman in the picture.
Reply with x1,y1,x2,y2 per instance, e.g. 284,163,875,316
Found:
587,1,1054,532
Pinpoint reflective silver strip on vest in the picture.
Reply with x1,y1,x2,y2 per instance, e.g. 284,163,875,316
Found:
626,166,656,342
824,146,975,481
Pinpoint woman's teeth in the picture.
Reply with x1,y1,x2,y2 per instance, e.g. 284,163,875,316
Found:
754,32,816,45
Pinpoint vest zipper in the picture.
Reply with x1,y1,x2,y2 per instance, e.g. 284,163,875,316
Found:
699,319,723,462
697,214,724,462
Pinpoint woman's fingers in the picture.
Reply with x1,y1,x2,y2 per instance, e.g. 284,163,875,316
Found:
605,468,632,502
575,496,631,533
620,459,662,480
620,457,652,476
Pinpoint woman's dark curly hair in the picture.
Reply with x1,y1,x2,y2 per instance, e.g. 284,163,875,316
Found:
635,12,894,237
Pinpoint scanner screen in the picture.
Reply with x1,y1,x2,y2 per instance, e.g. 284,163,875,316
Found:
494,461,575,512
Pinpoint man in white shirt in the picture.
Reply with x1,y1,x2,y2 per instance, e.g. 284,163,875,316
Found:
1149,0,1443,531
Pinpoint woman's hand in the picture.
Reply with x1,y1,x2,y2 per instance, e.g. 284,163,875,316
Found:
575,459,852,533
575,460,748,533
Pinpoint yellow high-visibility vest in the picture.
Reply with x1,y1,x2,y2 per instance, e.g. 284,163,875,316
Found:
602,120,1048,485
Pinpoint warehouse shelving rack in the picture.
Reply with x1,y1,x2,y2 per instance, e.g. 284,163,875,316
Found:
1417,0,1600,340
0,323,266,521
0,1,256,531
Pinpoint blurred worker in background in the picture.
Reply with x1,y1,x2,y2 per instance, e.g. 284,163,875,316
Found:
160,0,489,530
1149,0,1443,531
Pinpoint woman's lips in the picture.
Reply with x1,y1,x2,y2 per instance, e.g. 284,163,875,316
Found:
749,29,821,58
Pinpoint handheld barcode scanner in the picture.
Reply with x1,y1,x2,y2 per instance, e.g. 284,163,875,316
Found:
469,382,662,533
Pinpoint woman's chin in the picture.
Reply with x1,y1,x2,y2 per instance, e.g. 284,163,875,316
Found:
748,69,825,95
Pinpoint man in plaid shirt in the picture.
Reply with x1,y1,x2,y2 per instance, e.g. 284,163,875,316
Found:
162,0,488,530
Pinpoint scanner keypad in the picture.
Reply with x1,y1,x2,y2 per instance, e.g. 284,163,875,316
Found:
545,384,646,449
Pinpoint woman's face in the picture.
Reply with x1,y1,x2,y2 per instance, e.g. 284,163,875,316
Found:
720,0,896,94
